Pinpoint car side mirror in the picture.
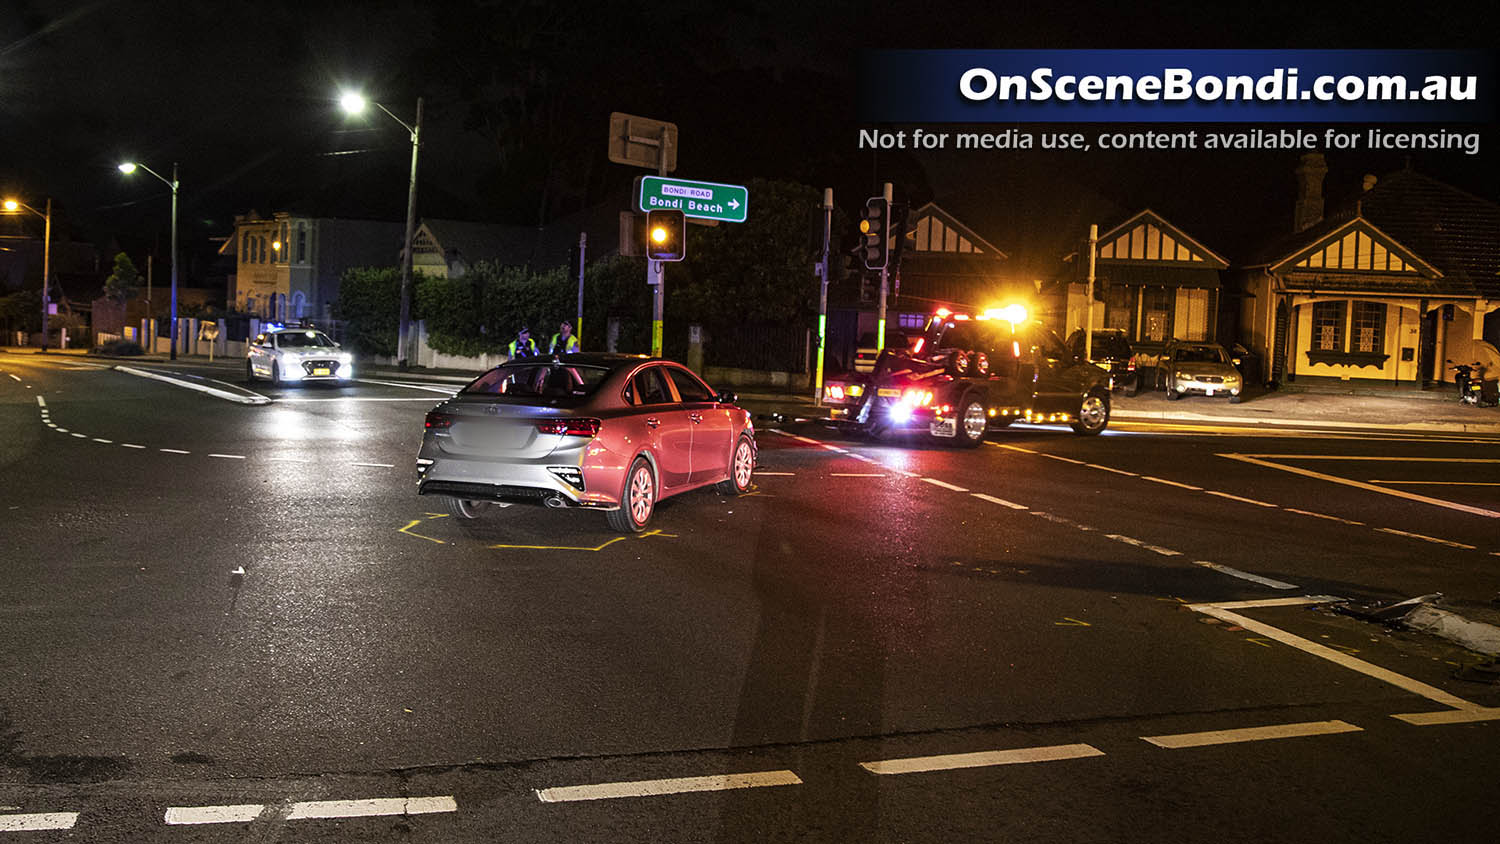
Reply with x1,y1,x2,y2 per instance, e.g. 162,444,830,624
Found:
716,389,737,405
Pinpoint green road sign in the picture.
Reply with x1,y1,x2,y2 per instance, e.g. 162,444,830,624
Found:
636,176,748,223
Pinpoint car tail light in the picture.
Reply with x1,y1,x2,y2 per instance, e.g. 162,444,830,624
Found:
901,388,933,406
424,411,454,430
535,418,602,437
1127,360,1136,371
826,384,846,401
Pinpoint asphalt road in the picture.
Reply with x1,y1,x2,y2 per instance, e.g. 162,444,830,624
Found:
2,351,1497,843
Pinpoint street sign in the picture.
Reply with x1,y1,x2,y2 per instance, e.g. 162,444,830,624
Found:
636,176,748,224
608,113,678,173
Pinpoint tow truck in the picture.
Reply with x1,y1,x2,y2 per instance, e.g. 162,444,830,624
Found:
822,306,1112,445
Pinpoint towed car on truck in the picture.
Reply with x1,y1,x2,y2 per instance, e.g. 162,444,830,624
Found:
821,307,1112,445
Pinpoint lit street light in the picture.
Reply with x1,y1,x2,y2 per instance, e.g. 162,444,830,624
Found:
341,89,422,369
3,198,53,349
118,161,180,360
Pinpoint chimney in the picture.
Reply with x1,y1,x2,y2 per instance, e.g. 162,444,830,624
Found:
1362,174,1378,191
1293,152,1327,233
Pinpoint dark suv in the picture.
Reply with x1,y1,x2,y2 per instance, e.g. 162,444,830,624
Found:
1066,328,1138,396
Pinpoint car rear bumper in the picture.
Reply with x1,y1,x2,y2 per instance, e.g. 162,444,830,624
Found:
416,440,622,507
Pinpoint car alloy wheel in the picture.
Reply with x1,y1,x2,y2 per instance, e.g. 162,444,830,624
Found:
608,458,657,533
1072,394,1109,436
718,436,755,494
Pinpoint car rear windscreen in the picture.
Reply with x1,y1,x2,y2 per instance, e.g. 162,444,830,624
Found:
462,364,612,402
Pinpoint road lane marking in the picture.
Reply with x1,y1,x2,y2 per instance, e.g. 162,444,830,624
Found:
165,805,263,825
35,396,45,407
275,397,439,402
1188,597,1485,716
1395,707,1500,726
1141,475,1203,491
159,448,190,454
755,471,795,476
54,427,67,432
1221,454,1500,519
1087,463,1139,476
208,453,246,460
1282,507,1364,526
1204,490,1277,507
351,462,396,468
1246,454,1500,463
1193,561,1299,590
1142,720,1361,749
91,438,112,444
921,478,968,492
354,378,458,395
1041,453,1087,465
70,432,86,438
268,457,311,463
120,443,145,449
830,472,884,477
6,373,19,382
113,365,271,405
1370,480,1500,486
971,493,1028,510
996,444,1036,453
860,744,1103,776
1104,534,1181,556
0,812,79,832
1374,527,1475,550
285,796,457,820
536,771,801,803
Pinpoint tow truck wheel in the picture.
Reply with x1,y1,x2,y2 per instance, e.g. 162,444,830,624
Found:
954,397,988,448
949,351,970,376
1071,391,1110,436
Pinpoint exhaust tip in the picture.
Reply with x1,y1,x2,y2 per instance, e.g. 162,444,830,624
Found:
544,495,567,508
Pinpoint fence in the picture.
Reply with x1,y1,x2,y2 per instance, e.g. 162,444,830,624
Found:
702,323,811,373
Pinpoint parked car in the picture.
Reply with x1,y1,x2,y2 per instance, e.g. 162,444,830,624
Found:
1155,340,1244,402
416,354,756,532
246,323,354,385
1066,328,1138,395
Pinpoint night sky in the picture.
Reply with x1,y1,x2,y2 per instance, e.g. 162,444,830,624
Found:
2,0,1495,285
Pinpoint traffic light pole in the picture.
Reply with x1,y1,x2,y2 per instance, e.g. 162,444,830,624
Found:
1085,223,1097,365
576,231,586,349
875,182,892,352
650,134,669,358
814,188,833,405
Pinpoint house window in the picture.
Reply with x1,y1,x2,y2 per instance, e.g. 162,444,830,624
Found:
1351,301,1385,353
1141,287,1174,343
296,225,307,263
1103,285,1136,334
897,313,926,330
1312,301,1345,352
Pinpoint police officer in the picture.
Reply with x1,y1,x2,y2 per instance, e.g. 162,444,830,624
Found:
508,327,537,359
549,321,580,355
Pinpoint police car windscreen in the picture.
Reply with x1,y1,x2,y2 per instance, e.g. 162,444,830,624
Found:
278,331,336,347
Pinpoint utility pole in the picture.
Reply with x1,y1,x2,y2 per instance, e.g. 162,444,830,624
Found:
1085,224,1097,365
396,97,423,370
40,199,51,350
576,231,586,349
876,181,892,352
168,163,178,360
814,188,833,405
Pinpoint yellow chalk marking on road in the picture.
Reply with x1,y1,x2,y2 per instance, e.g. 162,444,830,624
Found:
398,519,449,545
1245,637,1274,648
489,530,672,552
1328,643,1361,655
1054,617,1091,627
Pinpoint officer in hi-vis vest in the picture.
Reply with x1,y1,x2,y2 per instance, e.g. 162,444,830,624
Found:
508,327,537,359
549,321,580,355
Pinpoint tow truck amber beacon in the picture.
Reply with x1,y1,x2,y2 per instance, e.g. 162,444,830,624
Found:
821,305,1111,445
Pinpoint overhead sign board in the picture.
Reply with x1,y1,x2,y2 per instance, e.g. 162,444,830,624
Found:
608,112,678,173
636,176,748,224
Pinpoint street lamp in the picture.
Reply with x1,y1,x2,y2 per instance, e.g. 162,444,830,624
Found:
2,198,51,349
118,161,180,360
341,89,422,369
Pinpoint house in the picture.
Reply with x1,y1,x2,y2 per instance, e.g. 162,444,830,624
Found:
1241,155,1500,386
219,211,404,320
1062,210,1230,352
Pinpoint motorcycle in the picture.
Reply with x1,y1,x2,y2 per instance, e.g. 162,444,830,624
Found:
1447,360,1499,407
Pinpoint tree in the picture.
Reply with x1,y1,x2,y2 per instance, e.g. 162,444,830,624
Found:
335,267,404,356
103,252,140,303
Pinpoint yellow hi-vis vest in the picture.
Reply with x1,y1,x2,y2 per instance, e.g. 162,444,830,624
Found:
550,333,580,354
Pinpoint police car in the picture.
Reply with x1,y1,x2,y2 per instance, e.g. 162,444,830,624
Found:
246,323,355,385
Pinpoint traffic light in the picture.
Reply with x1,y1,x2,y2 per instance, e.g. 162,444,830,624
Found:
645,209,686,261
859,197,889,270
889,202,916,268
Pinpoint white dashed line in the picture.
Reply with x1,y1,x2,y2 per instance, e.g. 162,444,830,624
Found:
860,744,1104,775
921,478,968,492
285,796,457,820
755,471,795,476
1041,453,1087,465
1087,463,1139,477
1030,511,1076,525
0,812,79,832
1193,561,1299,590
1283,508,1365,526
268,457,311,463
1141,476,1203,491
35,396,46,407
1204,490,1277,507
208,453,246,460
159,448,190,455
55,427,68,433
971,493,1028,510
1143,720,1361,749
70,432,87,438
1375,527,1475,550
536,771,801,803
120,443,146,449
830,472,884,477
351,462,396,468
91,438,112,444
165,805,263,825
887,468,923,478
1104,534,1181,556
996,444,1036,453
6,373,19,382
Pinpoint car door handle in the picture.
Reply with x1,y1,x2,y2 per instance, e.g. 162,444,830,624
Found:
645,417,660,428
689,412,703,423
